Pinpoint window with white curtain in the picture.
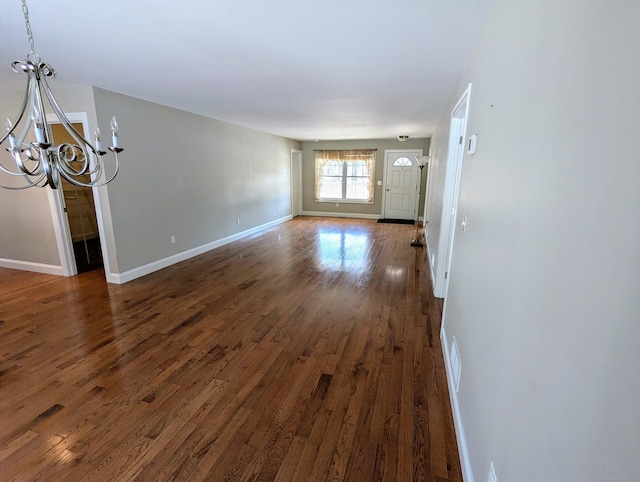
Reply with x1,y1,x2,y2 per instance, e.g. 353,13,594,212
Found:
314,149,376,203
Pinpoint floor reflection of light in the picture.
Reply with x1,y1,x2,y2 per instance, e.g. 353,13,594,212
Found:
46,434,75,463
317,228,370,273
385,266,404,279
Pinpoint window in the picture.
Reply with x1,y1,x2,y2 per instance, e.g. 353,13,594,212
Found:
314,149,376,203
393,157,412,167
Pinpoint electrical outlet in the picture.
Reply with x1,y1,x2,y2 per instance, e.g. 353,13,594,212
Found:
170,235,176,244
236,218,240,225
487,461,497,482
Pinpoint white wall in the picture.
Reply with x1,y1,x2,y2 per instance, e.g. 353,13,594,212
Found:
427,1,640,480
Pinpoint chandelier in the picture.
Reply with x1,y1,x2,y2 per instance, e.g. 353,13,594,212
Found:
0,0,123,190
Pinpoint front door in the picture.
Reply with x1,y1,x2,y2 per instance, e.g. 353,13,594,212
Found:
383,150,421,220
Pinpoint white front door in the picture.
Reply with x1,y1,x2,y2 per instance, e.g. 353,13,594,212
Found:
383,150,422,220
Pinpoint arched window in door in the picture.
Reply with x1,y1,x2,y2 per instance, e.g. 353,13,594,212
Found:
393,157,412,167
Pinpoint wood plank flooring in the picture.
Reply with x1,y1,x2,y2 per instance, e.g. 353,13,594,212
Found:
0,217,461,481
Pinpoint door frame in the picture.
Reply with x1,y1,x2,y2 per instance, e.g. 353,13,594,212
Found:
422,145,433,224
290,149,302,216
46,180,76,276
46,112,114,281
434,84,471,299
381,148,423,220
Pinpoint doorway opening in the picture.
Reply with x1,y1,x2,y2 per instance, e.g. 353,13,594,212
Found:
433,84,471,299
49,123,103,273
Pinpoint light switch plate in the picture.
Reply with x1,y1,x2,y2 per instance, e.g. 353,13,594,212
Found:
467,134,477,155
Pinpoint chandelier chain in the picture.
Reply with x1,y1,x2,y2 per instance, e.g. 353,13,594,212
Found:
21,0,37,60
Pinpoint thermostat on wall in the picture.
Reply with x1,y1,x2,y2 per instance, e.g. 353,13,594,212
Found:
467,134,477,155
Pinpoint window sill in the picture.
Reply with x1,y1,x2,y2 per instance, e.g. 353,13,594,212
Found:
316,199,373,205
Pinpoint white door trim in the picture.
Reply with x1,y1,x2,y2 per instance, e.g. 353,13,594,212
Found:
422,145,433,224
46,186,76,276
381,148,423,220
434,84,472,299
46,112,115,282
290,149,302,216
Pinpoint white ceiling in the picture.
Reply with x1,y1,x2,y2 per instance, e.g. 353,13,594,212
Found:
0,0,494,141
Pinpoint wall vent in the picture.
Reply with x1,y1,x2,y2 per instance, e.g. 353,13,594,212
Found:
450,337,461,392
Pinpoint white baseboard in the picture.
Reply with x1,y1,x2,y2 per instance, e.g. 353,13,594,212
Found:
0,258,64,276
425,236,437,295
441,326,474,482
111,215,293,284
301,211,381,220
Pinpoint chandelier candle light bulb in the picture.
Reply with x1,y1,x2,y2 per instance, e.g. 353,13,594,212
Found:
30,106,45,144
95,128,102,153
110,116,119,149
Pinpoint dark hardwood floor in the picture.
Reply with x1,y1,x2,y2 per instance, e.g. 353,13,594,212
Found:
0,217,460,481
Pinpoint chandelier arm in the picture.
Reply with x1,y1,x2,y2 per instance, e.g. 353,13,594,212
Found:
44,72,121,186
56,144,89,176
77,162,103,179
41,75,98,154
58,163,99,187
55,145,107,181
0,76,30,146
0,157,30,176
0,171,45,190
57,152,120,188
31,72,50,142
0,141,38,175
14,145,43,176
41,154,58,188
10,75,40,152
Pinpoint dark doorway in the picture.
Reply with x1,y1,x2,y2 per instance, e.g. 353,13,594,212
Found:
50,123,104,273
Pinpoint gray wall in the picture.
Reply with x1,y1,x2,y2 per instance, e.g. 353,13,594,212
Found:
93,88,301,274
426,0,640,480
0,83,299,277
301,138,430,217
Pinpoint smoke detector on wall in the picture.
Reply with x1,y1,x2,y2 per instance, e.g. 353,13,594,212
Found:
397,135,409,141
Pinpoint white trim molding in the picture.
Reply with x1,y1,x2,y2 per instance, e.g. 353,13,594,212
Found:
111,215,293,284
0,258,64,276
301,211,381,220
426,235,437,293
441,325,474,482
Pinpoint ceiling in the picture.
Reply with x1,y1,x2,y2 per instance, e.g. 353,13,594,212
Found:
0,0,495,141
